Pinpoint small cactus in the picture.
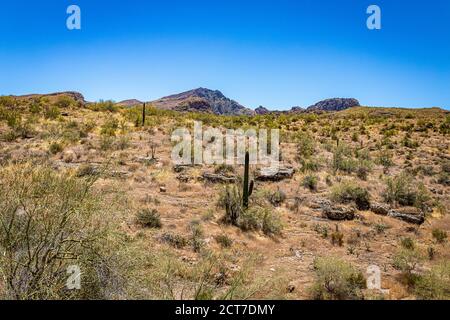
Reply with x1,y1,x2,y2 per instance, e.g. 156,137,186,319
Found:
242,151,254,209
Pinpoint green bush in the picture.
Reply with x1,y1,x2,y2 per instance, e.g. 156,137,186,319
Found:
415,261,450,300
266,189,286,207
0,163,124,299
214,234,233,248
330,180,371,210
302,174,318,191
49,141,64,154
392,248,423,286
136,208,162,228
432,229,447,243
383,172,430,209
309,256,366,300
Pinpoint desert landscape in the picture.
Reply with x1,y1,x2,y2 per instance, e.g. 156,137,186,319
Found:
0,88,448,300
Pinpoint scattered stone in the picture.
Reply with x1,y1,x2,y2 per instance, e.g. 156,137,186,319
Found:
201,172,237,184
370,203,390,216
322,204,355,221
176,174,192,183
255,166,294,181
160,186,167,193
387,207,425,225
287,284,296,293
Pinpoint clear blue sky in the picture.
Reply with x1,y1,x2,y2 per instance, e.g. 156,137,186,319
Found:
1,0,449,110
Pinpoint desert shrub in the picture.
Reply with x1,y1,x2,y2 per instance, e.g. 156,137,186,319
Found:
266,189,286,207
55,96,76,108
218,185,242,226
300,158,321,172
332,144,357,174
136,208,162,228
0,163,124,299
330,225,344,246
160,232,188,249
432,229,447,243
313,223,329,238
188,221,205,253
437,172,450,186
215,234,233,248
302,174,318,191
100,135,115,151
400,237,415,250
330,180,371,210
44,105,61,119
238,207,282,236
383,172,430,209
376,150,393,169
392,248,424,286
100,118,119,136
296,132,315,159
415,261,450,300
309,256,366,300
89,100,117,112
49,141,64,154
114,135,131,150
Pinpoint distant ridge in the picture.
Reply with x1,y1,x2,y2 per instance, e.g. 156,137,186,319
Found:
150,88,254,116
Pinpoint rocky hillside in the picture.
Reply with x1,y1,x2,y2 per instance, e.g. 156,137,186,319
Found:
151,88,254,116
307,98,360,112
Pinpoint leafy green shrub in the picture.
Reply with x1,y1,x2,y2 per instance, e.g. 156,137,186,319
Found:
383,172,430,209
400,237,415,250
432,229,447,243
392,248,424,286
44,105,61,119
55,96,76,108
0,163,124,299
49,141,64,154
266,189,286,207
136,208,162,228
415,261,450,300
296,132,315,159
332,144,357,174
89,100,118,112
302,174,318,191
214,234,233,248
160,232,188,249
330,180,371,210
100,118,119,136
309,256,366,300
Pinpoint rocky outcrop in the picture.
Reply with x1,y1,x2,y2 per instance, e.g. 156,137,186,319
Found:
370,203,390,216
307,98,360,112
116,99,143,107
387,207,425,225
173,97,213,113
322,204,356,221
255,106,270,115
151,88,254,116
255,166,294,181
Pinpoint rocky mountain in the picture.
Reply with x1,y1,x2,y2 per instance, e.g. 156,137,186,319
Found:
151,88,254,116
116,99,143,107
12,91,86,104
255,106,270,115
307,98,360,112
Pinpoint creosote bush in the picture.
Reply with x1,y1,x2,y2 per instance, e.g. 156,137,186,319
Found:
330,180,371,210
0,163,125,299
136,208,162,228
309,256,366,300
383,171,430,210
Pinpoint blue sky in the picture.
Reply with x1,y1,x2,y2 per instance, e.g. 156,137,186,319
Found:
0,0,449,110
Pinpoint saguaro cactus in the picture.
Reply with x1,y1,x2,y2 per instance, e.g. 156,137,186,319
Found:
142,102,146,126
242,151,254,209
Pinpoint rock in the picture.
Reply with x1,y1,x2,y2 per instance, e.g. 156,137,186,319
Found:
307,98,360,112
173,164,192,173
287,284,296,293
255,166,294,181
176,174,192,183
323,204,355,221
370,203,390,216
387,207,425,225
255,106,270,115
159,186,167,193
201,172,237,184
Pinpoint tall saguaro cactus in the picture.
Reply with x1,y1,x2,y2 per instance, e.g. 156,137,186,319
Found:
242,151,254,209
142,102,146,127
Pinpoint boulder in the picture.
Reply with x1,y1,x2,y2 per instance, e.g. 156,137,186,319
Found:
322,204,355,221
370,203,390,216
201,172,237,184
387,207,425,225
255,166,294,181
